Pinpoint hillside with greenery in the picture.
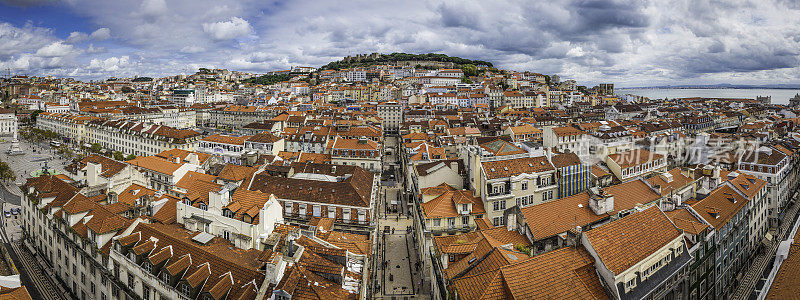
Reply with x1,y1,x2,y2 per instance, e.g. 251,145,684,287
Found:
242,73,293,85
320,53,493,71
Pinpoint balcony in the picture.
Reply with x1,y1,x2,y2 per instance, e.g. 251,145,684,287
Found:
487,192,513,201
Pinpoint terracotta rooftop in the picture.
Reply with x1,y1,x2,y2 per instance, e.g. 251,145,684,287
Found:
118,222,264,299
690,183,750,229
421,190,486,219
481,156,554,180
584,206,681,274
607,148,664,169
127,156,182,175
766,244,800,299
452,246,607,300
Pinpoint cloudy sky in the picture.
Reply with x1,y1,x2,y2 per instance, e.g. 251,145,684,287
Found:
1,0,799,87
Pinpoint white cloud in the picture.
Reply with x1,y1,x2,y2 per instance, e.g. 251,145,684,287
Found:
140,0,167,18
203,17,251,41
66,31,89,44
35,42,75,57
86,44,107,54
566,46,585,58
2,0,800,85
90,28,111,41
180,45,204,53
0,22,55,58
88,56,130,72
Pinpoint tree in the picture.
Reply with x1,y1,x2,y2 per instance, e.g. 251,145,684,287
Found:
132,77,153,82
125,154,137,161
544,75,551,85
90,143,102,153
462,64,478,77
121,86,134,93
30,109,44,123
56,145,74,159
113,151,125,161
0,161,15,183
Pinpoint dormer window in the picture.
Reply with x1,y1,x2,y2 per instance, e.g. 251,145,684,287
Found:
180,283,192,297
160,272,170,283
143,261,152,273
199,204,207,211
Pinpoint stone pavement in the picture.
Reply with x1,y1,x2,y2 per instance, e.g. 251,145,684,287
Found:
1,139,71,186
375,214,430,299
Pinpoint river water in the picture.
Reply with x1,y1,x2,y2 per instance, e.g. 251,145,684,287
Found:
617,88,800,105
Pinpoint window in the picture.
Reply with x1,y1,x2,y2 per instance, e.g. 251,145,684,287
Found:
160,272,170,283
143,262,152,273
462,216,470,226
492,216,505,226
143,286,150,300
180,283,191,296
223,230,230,241
626,278,636,290
521,181,528,190
433,219,440,227
493,200,506,211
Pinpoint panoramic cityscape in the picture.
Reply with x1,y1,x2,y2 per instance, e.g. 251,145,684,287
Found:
1,1,800,300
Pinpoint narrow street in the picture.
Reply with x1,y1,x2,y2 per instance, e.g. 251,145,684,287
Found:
373,136,429,299
5,242,67,300
733,189,800,299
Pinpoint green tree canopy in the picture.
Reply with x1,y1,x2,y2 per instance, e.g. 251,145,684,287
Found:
90,143,102,153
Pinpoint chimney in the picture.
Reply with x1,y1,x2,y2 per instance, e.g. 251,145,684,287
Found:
588,187,614,215
450,161,459,172
506,213,516,231
86,162,102,187
186,153,199,165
